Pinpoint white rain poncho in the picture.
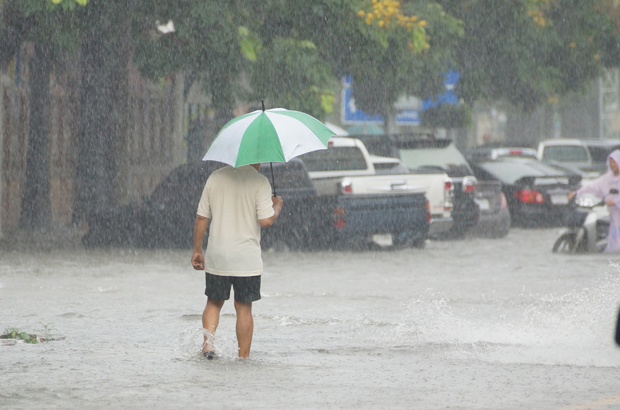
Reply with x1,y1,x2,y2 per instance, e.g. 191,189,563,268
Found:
576,149,620,253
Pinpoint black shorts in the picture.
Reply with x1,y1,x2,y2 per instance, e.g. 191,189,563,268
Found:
204,272,261,303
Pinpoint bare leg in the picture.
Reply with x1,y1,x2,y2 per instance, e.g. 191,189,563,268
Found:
202,298,224,353
234,301,253,358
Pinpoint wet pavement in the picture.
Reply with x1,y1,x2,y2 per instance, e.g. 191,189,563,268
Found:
1,228,620,409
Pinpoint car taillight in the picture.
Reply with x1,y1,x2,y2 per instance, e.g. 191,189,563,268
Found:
500,192,508,210
426,200,431,223
340,179,353,194
514,189,544,204
444,179,454,211
463,176,477,193
334,206,346,229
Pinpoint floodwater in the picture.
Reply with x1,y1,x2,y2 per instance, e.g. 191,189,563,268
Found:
1,228,620,409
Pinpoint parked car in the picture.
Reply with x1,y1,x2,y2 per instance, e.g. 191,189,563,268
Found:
466,147,538,162
82,158,431,251
82,162,223,248
467,180,511,238
581,139,620,175
369,155,410,175
302,136,453,241
355,133,480,237
468,157,582,227
258,160,323,250
537,139,593,171
82,160,320,249
462,153,512,238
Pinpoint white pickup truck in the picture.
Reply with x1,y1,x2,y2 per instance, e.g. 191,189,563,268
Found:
302,137,454,236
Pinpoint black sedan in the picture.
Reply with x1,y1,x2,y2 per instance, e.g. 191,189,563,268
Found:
82,162,223,248
82,159,318,249
469,158,582,227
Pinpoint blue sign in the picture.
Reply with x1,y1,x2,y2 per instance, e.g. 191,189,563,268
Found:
341,71,460,126
422,70,460,110
342,86,384,124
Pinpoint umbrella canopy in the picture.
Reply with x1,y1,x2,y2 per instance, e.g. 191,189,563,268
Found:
202,108,335,168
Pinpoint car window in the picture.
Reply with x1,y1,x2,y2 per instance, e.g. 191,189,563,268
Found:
149,165,217,207
373,162,410,175
302,146,368,172
479,161,566,184
542,145,589,162
398,144,472,177
587,145,620,164
259,160,314,190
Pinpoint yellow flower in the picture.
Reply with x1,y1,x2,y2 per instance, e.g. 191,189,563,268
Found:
358,10,365,17
569,42,576,48
418,20,427,27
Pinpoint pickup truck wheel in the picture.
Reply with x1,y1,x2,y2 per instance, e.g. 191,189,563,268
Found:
392,235,426,249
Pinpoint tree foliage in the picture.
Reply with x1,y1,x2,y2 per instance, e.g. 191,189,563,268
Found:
439,0,620,111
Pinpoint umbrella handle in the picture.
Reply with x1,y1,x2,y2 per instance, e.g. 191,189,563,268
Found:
270,162,277,196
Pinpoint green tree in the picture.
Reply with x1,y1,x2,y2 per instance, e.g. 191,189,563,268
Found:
438,0,620,111
257,0,463,132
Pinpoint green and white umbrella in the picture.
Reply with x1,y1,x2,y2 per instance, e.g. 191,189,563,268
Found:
202,106,335,168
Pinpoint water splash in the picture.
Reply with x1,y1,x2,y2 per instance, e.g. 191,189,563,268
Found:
174,326,238,360
376,268,620,367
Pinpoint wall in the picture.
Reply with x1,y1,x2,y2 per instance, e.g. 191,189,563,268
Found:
0,53,188,232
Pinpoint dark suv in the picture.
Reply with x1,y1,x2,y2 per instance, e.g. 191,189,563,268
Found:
353,133,480,237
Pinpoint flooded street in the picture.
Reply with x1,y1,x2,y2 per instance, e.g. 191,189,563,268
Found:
2,228,620,409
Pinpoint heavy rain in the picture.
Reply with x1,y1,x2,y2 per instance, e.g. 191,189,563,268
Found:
1,1,620,409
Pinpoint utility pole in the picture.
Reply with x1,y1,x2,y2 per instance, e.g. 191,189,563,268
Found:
599,69,620,139
599,0,620,140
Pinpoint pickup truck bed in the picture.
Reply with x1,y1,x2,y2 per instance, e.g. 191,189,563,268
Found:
313,192,429,248
259,159,429,249
303,137,452,241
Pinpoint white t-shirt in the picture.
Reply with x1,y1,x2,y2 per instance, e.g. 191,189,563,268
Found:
196,165,274,276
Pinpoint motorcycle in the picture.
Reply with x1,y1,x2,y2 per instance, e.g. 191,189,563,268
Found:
552,189,617,253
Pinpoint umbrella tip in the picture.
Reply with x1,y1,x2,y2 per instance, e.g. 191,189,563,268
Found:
261,99,265,111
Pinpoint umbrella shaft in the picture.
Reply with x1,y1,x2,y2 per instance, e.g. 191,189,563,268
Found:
270,162,277,196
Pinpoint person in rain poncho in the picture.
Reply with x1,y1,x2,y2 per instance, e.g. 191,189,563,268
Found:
568,149,620,253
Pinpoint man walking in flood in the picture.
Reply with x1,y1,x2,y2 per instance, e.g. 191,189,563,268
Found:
191,164,283,358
